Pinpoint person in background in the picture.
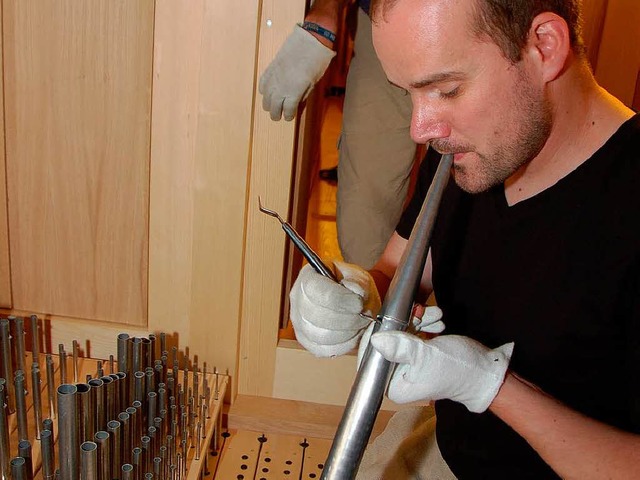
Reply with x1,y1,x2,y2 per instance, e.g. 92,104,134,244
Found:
289,0,640,477
259,0,416,269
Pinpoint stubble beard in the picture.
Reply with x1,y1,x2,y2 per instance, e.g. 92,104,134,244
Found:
432,71,553,194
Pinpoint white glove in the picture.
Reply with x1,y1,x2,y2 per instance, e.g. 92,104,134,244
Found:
289,261,381,357
371,333,514,413
356,306,445,369
259,25,336,121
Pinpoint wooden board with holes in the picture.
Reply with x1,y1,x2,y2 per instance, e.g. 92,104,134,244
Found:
213,429,333,479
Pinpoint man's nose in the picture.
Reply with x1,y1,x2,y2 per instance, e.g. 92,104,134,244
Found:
410,102,451,144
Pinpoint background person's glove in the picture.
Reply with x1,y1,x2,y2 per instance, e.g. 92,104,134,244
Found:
371,333,514,412
259,25,336,121
289,261,381,357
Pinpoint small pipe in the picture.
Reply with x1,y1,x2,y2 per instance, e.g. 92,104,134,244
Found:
107,420,122,479
159,334,166,359
140,339,151,372
140,436,151,476
147,392,157,430
88,379,105,433
29,315,40,365
94,431,110,480
58,344,67,385
109,355,115,375
119,412,131,465
58,384,79,480
46,355,56,418
72,340,79,383
0,384,10,480
13,317,27,375
76,383,93,443
31,365,43,439
121,464,134,480
100,376,115,426
10,457,27,480
153,457,162,480
132,448,142,480
148,334,156,366
0,320,14,414
80,442,98,480
18,440,33,480
14,372,29,441
40,430,56,480
109,374,120,420
132,401,143,447
134,372,145,404
117,334,130,378
117,372,128,413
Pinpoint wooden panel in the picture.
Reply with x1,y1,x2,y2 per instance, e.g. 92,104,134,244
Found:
0,4,11,308
594,0,640,107
237,0,307,398
149,0,262,385
2,0,153,324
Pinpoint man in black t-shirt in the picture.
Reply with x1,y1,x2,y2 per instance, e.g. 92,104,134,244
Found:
289,0,640,478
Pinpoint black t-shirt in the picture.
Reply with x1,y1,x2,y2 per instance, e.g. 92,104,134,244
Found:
396,114,640,478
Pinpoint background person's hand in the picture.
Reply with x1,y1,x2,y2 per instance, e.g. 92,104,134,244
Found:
259,25,336,121
371,333,514,412
289,261,381,357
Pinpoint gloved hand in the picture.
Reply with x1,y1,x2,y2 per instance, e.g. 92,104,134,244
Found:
259,25,336,121
289,261,381,357
371,333,514,413
356,305,445,369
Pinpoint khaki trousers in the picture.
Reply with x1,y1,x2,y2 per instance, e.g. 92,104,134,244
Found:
337,8,416,269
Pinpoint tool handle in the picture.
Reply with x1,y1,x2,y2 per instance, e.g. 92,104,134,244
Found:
282,224,338,281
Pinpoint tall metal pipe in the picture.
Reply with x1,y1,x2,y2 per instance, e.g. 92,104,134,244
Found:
40,429,56,480
57,383,79,480
321,153,453,480
0,384,10,480
72,341,79,383
80,441,98,480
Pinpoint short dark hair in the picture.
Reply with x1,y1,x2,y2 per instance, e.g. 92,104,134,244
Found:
370,0,584,62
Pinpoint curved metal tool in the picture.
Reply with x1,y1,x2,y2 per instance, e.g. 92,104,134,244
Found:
258,197,378,324
258,196,337,280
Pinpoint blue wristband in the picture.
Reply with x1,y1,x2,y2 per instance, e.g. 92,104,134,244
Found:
301,21,336,43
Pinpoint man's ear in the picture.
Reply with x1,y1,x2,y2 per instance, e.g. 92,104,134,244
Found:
525,12,571,83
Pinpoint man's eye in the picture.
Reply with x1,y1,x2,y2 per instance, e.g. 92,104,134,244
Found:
440,87,461,99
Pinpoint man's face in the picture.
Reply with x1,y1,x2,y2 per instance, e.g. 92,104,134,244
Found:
372,0,552,193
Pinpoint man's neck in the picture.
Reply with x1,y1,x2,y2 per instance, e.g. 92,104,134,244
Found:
504,66,634,206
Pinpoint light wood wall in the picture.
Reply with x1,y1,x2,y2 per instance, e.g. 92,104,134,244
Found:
3,0,153,323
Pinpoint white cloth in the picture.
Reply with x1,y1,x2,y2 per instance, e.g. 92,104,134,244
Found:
372,333,514,413
357,407,457,480
259,25,336,121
